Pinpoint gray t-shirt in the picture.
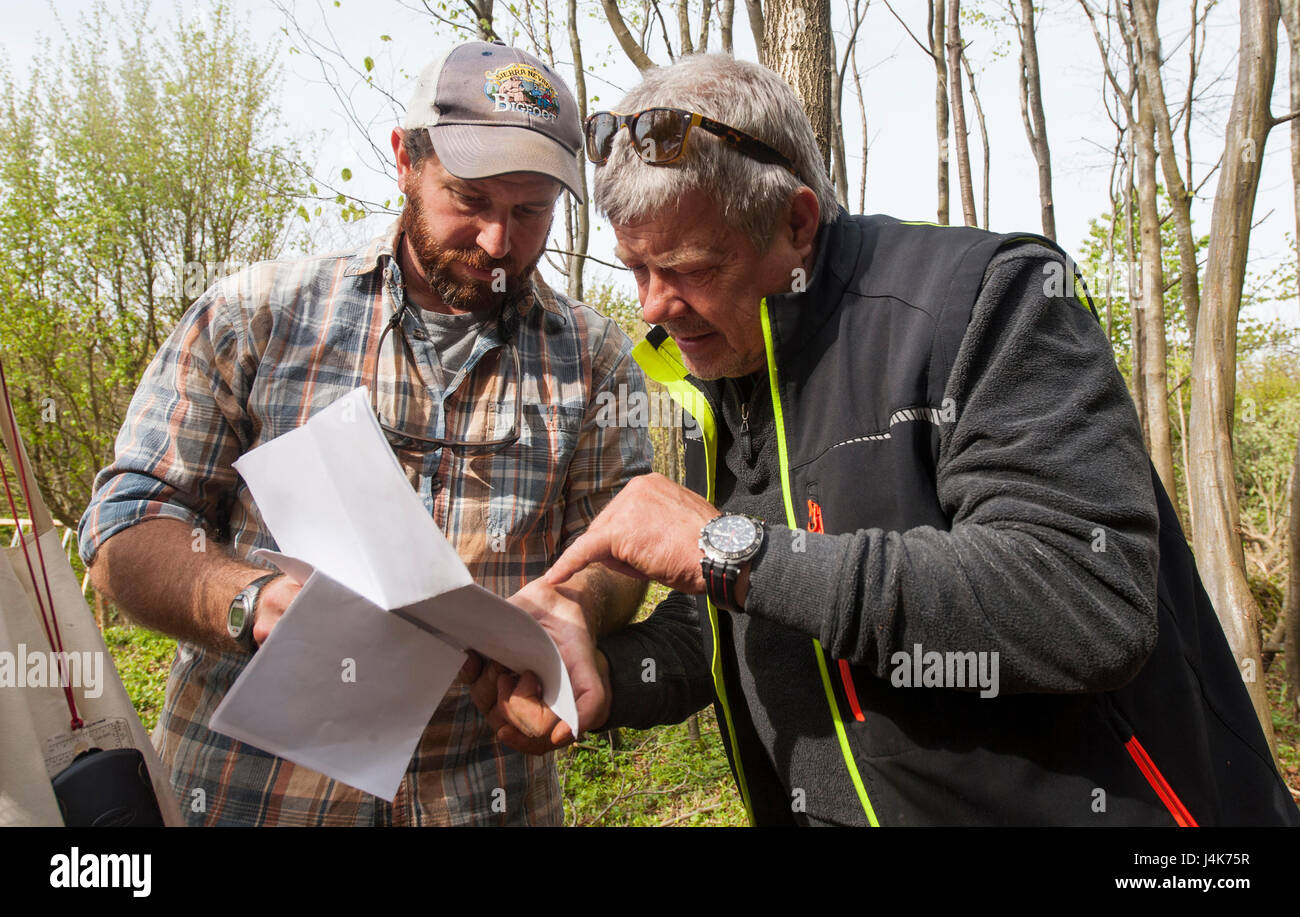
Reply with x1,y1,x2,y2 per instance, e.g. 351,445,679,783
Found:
420,308,492,382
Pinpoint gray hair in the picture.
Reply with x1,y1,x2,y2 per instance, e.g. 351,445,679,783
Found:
592,54,839,252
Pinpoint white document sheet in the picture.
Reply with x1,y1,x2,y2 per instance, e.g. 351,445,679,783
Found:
210,387,577,801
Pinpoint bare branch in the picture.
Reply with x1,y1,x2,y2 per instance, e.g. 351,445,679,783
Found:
601,0,657,70
881,0,933,58
545,248,631,271
649,0,678,60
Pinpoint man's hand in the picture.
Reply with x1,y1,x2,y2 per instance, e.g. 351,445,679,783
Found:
543,473,717,594
251,575,302,647
462,578,614,754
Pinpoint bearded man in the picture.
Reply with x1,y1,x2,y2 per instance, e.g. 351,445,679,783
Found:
78,41,651,826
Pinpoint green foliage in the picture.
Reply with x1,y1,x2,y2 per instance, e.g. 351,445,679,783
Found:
1234,349,1300,624
0,0,304,526
1075,192,1298,531
959,0,1016,64
1267,656,1300,790
561,713,747,826
579,282,687,480
103,625,176,733
582,280,648,344
1075,189,1194,376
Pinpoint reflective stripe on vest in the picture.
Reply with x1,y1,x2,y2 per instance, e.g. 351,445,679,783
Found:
631,336,757,826
759,299,881,828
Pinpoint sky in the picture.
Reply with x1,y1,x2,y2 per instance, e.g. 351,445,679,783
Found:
2,0,1296,323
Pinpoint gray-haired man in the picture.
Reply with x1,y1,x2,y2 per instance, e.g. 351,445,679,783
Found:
486,54,1299,827
80,40,650,826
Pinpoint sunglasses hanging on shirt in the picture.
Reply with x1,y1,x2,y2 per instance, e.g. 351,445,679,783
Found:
371,301,522,456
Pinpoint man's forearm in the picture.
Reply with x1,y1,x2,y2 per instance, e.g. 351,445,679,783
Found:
598,589,712,730
565,564,647,636
89,517,271,654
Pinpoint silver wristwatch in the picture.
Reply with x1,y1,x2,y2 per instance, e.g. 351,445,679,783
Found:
227,574,278,653
699,514,764,612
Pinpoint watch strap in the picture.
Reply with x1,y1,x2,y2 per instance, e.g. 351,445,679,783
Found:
701,556,741,612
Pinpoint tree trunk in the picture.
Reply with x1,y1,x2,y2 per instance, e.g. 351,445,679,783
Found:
931,0,950,224
1125,130,1148,443
566,0,590,301
852,31,868,213
1135,28,1179,516
745,0,766,62
1104,134,1121,344
1282,0,1300,711
1286,433,1300,710
961,50,989,230
721,0,735,52
763,0,835,170
946,1,977,226
471,0,495,40
1133,0,1203,353
1014,0,1055,239
831,72,849,207
1190,0,1281,761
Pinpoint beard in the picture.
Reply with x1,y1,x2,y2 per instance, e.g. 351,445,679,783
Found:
399,181,549,313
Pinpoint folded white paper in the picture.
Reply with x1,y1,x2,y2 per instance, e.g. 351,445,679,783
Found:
210,387,577,801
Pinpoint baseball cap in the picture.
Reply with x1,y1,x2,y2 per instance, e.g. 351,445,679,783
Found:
403,41,585,202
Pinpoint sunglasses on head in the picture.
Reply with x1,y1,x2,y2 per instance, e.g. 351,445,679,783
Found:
584,108,798,176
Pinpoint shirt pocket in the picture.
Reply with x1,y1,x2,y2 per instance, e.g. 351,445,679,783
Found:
479,401,584,543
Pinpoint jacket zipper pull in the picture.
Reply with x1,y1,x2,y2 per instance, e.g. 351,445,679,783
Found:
740,402,752,465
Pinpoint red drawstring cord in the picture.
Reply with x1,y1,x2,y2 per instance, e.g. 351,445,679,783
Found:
0,358,82,730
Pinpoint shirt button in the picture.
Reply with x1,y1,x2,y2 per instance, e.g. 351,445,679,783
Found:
430,475,442,492
411,325,428,341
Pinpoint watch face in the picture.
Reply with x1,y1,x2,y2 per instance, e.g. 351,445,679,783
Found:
227,602,249,637
705,515,760,556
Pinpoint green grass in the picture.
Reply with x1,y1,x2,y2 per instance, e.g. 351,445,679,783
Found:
560,712,747,827
102,625,175,733
1267,656,1300,800
554,581,747,826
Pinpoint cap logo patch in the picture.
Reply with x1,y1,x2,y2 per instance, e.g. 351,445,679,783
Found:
483,64,559,121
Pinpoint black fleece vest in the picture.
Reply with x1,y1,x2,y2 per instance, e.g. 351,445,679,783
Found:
666,213,1299,826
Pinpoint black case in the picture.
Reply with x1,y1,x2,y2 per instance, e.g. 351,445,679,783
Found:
51,747,166,826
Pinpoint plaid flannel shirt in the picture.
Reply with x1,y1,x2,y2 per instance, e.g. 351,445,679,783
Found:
78,224,653,825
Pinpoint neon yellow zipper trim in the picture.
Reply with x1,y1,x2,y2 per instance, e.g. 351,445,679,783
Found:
759,299,881,827
631,336,757,826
